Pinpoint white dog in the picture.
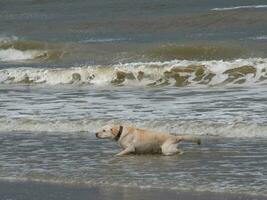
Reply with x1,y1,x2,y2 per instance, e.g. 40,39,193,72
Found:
96,124,201,156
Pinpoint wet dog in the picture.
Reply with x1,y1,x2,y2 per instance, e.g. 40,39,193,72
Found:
96,124,201,156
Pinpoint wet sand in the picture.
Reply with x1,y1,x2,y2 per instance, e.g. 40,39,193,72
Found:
0,181,266,200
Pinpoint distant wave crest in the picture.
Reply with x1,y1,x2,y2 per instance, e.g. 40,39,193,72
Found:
0,36,65,62
79,38,128,43
0,48,45,62
249,35,267,40
211,4,267,11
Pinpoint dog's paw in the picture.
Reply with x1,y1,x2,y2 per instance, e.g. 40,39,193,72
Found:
179,150,184,155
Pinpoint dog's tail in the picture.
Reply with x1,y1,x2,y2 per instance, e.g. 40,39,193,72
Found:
176,135,201,145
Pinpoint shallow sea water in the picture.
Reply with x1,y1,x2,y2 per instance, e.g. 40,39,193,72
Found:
0,132,266,196
0,85,267,196
0,85,266,136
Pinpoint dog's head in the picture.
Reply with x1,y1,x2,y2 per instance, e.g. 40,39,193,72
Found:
95,124,121,140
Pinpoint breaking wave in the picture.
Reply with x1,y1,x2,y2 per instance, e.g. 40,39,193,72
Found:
0,36,66,62
0,48,44,62
211,5,267,11
0,118,266,138
0,36,43,62
249,35,267,40
0,58,266,87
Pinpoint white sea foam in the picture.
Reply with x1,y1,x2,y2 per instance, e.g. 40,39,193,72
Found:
249,35,267,40
0,48,44,62
0,35,18,43
211,5,267,11
0,118,266,138
0,35,47,62
0,58,266,86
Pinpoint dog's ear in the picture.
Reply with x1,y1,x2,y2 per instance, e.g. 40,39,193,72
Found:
110,127,119,136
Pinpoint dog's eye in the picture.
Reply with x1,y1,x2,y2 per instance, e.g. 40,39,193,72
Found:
103,130,106,132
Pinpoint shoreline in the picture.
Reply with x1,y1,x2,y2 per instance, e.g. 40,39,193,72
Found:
0,180,266,200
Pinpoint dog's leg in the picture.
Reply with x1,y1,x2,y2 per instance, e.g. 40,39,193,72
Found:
114,146,135,157
161,139,181,156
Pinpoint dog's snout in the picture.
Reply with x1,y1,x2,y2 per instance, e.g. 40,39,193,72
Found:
95,132,99,138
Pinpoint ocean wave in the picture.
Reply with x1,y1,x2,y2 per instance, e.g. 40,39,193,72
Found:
0,36,43,61
0,48,45,62
0,36,260,63
0,36,66,62
0,58,266,86
147,44,247,60
79,38,128,43
0,118,266,138
211,5,267,11
249,35,267,40
0,35,18,43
